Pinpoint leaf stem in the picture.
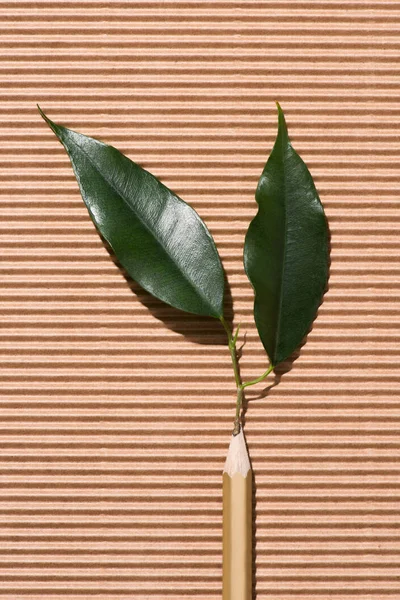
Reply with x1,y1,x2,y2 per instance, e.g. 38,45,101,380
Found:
241,364,274,389
220,317,274,434
220,316,241,390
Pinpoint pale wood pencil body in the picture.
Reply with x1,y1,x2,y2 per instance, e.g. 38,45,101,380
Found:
222,430,252,600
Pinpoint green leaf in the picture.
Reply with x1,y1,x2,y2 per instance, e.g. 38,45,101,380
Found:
244,103,329,366
38,107,224,318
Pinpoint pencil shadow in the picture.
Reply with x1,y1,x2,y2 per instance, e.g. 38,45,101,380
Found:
251,468,257,600
102,239,234,346
243,220,331,599
241,349,299,600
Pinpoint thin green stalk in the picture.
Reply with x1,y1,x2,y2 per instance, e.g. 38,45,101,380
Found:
241,364,274,389
220,316,241,389
235,387,244,427
220,316,274,434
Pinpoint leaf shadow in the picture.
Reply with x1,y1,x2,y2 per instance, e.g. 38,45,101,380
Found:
240,351,299,426
241,216,332,429
102,238,234,346
251,467,258,600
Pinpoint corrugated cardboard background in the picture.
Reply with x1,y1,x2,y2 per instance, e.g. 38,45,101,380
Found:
1,1,400,598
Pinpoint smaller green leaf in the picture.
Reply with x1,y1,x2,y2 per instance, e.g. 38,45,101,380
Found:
244,103,329,366
38,107,225,318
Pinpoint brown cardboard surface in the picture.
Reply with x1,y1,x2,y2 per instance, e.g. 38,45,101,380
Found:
1,1,400,598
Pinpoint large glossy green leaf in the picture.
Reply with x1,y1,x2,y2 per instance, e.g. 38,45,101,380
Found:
38,107,224,318
244,103,328,366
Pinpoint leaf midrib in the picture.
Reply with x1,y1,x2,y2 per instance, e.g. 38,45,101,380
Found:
272,139,290,366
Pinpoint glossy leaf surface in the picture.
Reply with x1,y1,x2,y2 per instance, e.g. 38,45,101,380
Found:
244,104,328,366
38,107,224,318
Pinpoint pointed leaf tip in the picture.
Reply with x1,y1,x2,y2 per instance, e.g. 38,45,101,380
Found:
275,102,288,143
37,106,61,138
37,104,49,123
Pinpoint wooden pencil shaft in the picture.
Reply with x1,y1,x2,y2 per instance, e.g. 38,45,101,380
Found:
222,471,252,600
